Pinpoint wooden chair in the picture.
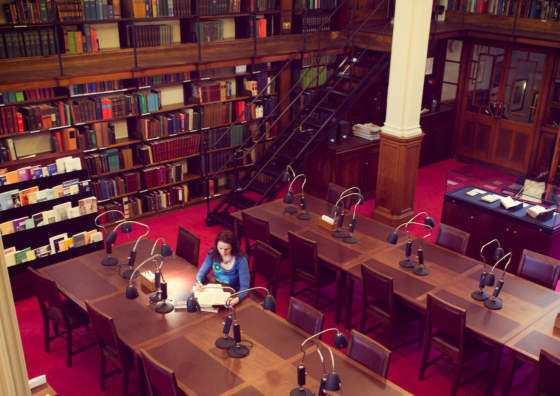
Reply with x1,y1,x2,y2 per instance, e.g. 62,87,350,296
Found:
249,241,283,307
175,226,201,267
140,349,185,396
27,267,95,368
517,249,560,290
326,183,353,209
419,293,492,396
85,300,138,396
288,231,337,309
242,211,289,259
360,265,424,350
434,223,470,255
347,330,392,378
287,296,324,337
532,349,560,396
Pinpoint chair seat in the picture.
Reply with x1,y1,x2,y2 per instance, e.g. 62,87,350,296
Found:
48,299,90,329
432,331,489,360
365,300,421,324
103,344,135,370
296,266,336,286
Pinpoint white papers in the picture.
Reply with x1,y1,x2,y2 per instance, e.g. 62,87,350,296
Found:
321,215,334,224
194,287,231,308
500,196,521,209
481,194,501,203
466,189,486,196
527,206,554,219
64,157,82,172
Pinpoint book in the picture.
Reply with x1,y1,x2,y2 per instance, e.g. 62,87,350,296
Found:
79,197,98,215
67,207,81,218
24,218,35,230
49,233,68,253
89,231,103,243
0,221,14,235
14,248,31,264
32,213,44,227
500,196,521,209
46,163,58,176
65,157,82,172
173,291,192,310
0,189,19,210
53,202,72,221
13,217,29,231
33,245,52,258
19,187,39,206
42,210,55,224
73,232,86,247
4,251,16,267
55,156,72,173
11,191,22,208
194,286,231,308
527,206,555,218
36,190,47,202
84,229,97,244
481,194,501,203
26,250,36,262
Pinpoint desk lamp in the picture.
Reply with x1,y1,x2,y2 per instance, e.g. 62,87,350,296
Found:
329,192,363,238
282,166,298,214
387,222,433,274
483,252,513,310
94,210,125,266
283,174,308,217
471,239,505,301
290,328,349,396
112,221,150,279
343,193,364,244
407,211,437,229
147,238,174,302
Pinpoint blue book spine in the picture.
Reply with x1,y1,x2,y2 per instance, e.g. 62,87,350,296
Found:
168,118,173,135
96,0,103,20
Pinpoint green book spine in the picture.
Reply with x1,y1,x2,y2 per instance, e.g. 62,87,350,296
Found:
15,92,25,102
4,32,14,58
47,29,56,55
90,130,98,148
38,0,49,21
39,30,49,55
12,33,22,58
68,31,77,53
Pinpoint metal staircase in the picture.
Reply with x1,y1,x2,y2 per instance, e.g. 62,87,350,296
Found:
203,0,392,229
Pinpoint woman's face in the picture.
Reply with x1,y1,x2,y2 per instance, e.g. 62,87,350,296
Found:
217,241,232,258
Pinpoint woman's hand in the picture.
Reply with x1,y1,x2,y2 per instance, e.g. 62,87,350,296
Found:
228,297,240,307
193,281,203,291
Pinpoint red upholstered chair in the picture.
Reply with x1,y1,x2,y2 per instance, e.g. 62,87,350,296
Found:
532,349,560,396
175,226,201,267
419,294,492,396
360,265,424,350
288,231,337,309
249,241,283,307
242,211,289,260
27,267,95,368
287,296,324,337
434,224,470,255
517,249,560,290
326,183,353,209
85,300,138,396
140,349,185,396
347,330,392,378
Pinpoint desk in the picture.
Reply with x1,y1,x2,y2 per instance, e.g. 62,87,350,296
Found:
41,238,411,396
230,194,409,324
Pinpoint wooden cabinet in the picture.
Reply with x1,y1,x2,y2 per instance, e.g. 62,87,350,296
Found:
301,137,380,200
419,104,455,168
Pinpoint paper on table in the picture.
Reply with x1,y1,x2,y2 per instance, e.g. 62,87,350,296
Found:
194,290,231,308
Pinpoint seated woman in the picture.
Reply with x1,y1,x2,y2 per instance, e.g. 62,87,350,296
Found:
193,230,249,306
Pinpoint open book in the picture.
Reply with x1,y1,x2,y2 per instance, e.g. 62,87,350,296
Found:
500,196,521,209
195,285,231,308
481,194,501,203
527,206,555,219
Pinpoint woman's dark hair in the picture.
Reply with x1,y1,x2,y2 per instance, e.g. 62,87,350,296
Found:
210,230,246,263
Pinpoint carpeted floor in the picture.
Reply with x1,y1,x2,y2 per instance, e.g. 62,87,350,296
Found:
14,159,542,396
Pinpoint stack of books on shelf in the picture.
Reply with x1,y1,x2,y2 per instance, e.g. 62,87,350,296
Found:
448,0,560,20
294,0,336,9
293,66,330,88
138,185,188,212
1,88,56,104
57,0,120,21
191,81,234,104
69,81,124,96
201,102,235,127
137,134,200,164
98,201,133,222
0,29,57,59
188,20,225,43
302,54,335,66
136,109,200,139
3,0,54,24
136,72,191,87
250,72,276,95
76,123,117,151
19,102,71,132
204,123,250,150
198,0,236,14
199,66,247,77
127,25,174,48
1,107,25,135
135,90,162,114
92,172,140,200
61,26,99,54
140,162,184,189
292,12,331,33
122,0,191,17
0,156,82,186
84,147,134,175
352,123,381,141
70,94,140,123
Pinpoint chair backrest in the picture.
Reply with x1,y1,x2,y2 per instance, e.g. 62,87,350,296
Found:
518,249,560,290
176,226,201,267
27,267,68,324
426,293,465,348
140,349,183,396
287,297,324,337
361,265,393,314
326,183,353,210
242,211,272,254
288,231,320,278
347,330,392,378
250,241,282,297
85,300,125,362
434,224,470,255
533,349,560,396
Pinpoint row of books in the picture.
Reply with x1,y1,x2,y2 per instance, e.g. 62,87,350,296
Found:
0,156,81,187
0,107,24,135
70,80,125,96
191,81,234,104
295,0,336,9
250,72,276,95
352,123,380,141
61,26,100,53
3,0,53,25
139,185,189,212
0,29,57,59
448,0,560,20
136,133,200,164
124,0,191,17
294,67,330,88
1,88,57,104
0,139,18,162
302,54,335,67
135,110,200,139
292,13,331,33
201,102,237,128
57,0,119,21
17,103,70,133
84,147,134,175
92,172,141,200
75,124,117,151
204,124,250,150
50,128,104,154
201,148,233,174
189,20,225,43
136,72,190,87
141,162,184,189
199,65,248,77
126,24,174,48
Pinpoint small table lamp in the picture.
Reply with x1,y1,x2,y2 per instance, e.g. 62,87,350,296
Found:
387,222,433,275
291,328,349,396
482,252,513,310
328,190,361,238
94,210,125,266
282,166,298,214
147,238,174,302
115,221,150,279
471,239,505,301
283,173,308,218
407,211,437,229
343,194,364,244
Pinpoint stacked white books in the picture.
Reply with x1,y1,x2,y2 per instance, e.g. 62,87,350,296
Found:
352,124,381,141
481,194,502,203
500,196,521,209
527,206,555,219
194,284,231,308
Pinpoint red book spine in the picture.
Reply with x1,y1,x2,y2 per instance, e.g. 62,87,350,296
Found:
16,113,23,132
0,108,8,135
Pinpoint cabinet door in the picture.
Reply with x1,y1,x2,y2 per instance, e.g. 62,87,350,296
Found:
362,146,380,193
337,151,363,189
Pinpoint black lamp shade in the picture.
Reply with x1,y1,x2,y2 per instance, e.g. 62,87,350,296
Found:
386,232,399,245
325,372,341,391
161,243,173,257
483,272,496,287
263,294,277,311
125,284,138,299
333,332,349,349
493,247,505,261
283,191,293,204
282,171,291,182
425,217,436,229
329,205,339,216
121,223,133,234
355,194,365,205
187,296,200,313
105,229,118,244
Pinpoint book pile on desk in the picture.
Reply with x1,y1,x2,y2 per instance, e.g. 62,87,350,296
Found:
352,123,381,141
194,284,231,313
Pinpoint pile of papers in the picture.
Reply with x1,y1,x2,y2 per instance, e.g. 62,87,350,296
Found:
352,124,381,141
194,284,231,308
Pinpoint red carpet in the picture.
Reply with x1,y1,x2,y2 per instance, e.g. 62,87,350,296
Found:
15,159,539,395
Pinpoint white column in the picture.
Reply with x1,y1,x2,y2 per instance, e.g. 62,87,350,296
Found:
382,0,433,138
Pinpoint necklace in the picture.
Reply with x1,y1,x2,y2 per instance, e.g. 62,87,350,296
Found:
223,256,233,265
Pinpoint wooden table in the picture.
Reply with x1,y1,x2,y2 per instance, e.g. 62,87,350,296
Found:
230,193,410,325
501,308,560,396
40,237,411,396
31,383,57,396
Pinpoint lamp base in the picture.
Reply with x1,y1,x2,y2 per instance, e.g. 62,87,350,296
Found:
227,344,250,358
413,267,429,276
290,388,313,396
332,230,347,238
215,336,236,349
149,291,162,302
484,299,503,310
399,259,416,269
471,291,489,301
101,257,118,266
343,235,358,244
122,268,140,279
284,207,298,214
155,301,174,314
297,213,311,220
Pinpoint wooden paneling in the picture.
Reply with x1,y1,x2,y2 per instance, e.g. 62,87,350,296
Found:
419,104,456,168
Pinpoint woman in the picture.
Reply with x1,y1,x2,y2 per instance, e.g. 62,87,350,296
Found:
193,230,250,306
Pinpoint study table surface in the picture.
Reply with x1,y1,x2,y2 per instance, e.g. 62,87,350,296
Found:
39,238,411,396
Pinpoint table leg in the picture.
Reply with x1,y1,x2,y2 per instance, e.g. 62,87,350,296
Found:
335,270,345,325
486,343,503,396
345,275,354,331
234,218,240,241
501,351,517,396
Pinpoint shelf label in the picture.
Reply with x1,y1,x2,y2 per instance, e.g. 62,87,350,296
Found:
146,137,159,141
49,125,70,130
139,190,148,193
191,129,198,132
83,148,96,152
201,127,210,130
0,104,4,107
99,146,107,150
200,78,210,80
253,71,261,74
142,113,151,116
183,80,191,83
169,133,177,136
15,25,27,28
98,199,109,203
241,121,247,124
139,86,150,89
75,122,85,126
30,130,41,134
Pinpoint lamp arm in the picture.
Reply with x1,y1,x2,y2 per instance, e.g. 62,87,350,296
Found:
500,255,513,280
287,165,296,178
299,328,341,364
479,239,501,266
334,192,363,212
225,287,270,307
407,212,430,225
489,252,513,273
340,187,361,196
118,221,150,251
288,174,305,191
351,194,364,219
317,343,327,378
95,210,126,233
301,175,307,192
150,238,175,271
127,254,162,286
